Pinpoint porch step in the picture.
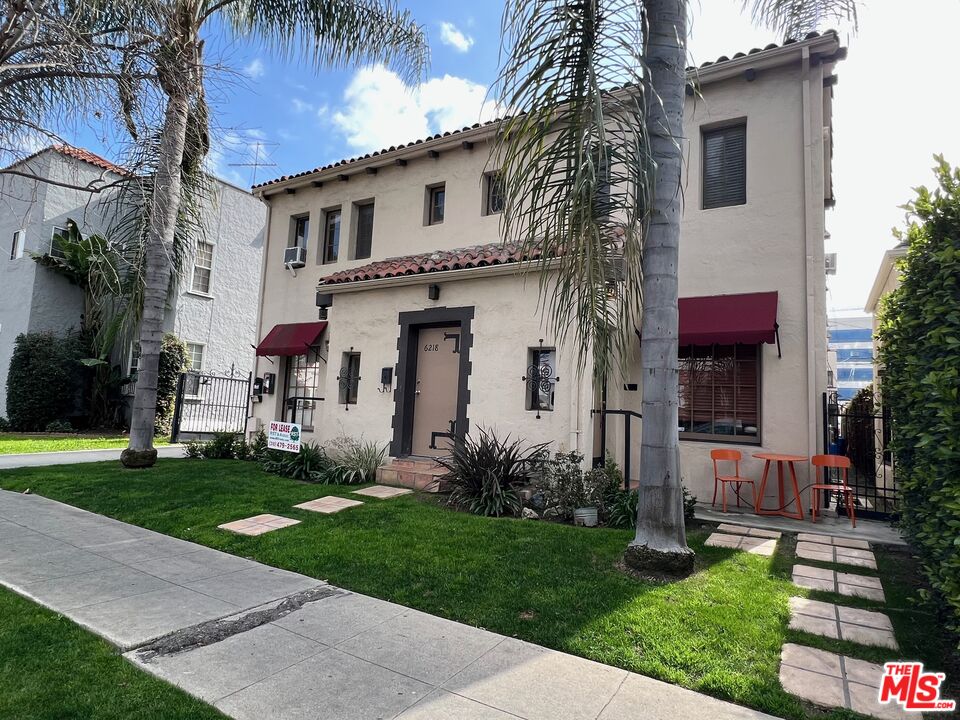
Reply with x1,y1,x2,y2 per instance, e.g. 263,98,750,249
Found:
376,458,449,493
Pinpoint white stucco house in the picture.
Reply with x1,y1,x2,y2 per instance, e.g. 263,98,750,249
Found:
0,145,266,423
248,31,844,507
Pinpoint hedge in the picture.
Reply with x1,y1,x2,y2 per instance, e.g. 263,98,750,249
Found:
5,331,89,431
155,333,188,437
876,156,960,635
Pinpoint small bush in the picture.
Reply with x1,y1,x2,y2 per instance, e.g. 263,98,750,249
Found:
436,428,546,517
247,428,268,461
682,485,698,522
44,419,75,433
536,451,621,521
184,439,204,459
0,417,9,432
606,483,697,529
183,432,242,460
155,334,187,437
260,442,332,482
326,436,387,484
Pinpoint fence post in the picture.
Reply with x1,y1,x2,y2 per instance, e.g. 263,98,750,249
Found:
171,373,186,443
623,414,631,492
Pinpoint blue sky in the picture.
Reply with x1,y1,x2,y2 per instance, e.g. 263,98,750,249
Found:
59,0,960,311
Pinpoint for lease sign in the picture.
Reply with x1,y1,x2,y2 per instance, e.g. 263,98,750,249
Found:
267,420,301,453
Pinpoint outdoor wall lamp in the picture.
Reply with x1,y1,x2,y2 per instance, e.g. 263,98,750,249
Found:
427,284,441,300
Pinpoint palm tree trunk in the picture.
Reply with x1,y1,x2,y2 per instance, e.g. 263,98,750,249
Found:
624,0,694,575
120,88,190,467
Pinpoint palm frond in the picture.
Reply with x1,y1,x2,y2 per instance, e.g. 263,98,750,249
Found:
216,0,429,83
494,0,651,382
744,0,857,39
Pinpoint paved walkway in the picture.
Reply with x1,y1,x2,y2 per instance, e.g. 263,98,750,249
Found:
0,490,776,720
0,444,184,470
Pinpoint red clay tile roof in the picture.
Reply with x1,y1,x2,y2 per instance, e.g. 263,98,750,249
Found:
52,145,130,176
255,31,840,192
319,242,548,286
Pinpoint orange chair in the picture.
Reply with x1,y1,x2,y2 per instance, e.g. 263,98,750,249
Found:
810,454,856,528
711,449,757,513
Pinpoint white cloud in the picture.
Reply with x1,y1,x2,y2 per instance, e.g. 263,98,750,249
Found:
332,65,498,153
243,58,265,79
291,97,314,114
439,21,474,53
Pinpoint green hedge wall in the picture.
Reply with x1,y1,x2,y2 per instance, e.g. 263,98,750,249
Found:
5,331,89,431
876,157,960,634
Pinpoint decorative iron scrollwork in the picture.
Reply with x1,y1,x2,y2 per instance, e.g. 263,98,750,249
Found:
522,338,559,419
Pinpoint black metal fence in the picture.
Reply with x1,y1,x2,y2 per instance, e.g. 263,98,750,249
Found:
822,391,898,520
171,371,252,442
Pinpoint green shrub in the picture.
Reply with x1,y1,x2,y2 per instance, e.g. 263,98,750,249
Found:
536,451,621,521
184,439,204,459
326,437,387,484
682,484,697,522
436,428,546,517
44,419,75,433
0,417,9,432
605,483,696,529
876,156,960,634
260,442,332,482
201,432,240,459
247,428,268,461
6,331,88,431
155,334,187,437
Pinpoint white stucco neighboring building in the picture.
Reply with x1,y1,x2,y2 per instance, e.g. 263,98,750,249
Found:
0,146,266,421
248,32,843,507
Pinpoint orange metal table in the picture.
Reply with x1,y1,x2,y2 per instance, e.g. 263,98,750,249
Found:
752,452,806,520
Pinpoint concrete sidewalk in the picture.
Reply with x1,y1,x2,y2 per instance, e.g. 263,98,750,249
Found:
0,444,184,470
0,490,776,720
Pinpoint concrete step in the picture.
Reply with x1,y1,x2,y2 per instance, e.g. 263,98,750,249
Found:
376,458,449,493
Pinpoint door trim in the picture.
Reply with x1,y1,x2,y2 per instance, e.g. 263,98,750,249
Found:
390,306,474,457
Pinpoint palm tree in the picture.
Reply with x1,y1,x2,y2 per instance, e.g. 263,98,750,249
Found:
118,0,428,467
495,0,856,573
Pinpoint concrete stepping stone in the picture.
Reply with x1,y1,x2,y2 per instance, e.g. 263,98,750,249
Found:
792,564,885,602
779,643,912,719
218,514,300,536
704,532,777,556
797,532,870,550
796,540,878,570
788,597,898,649
352,485,413,499
716,523,782,539
294,496,364,514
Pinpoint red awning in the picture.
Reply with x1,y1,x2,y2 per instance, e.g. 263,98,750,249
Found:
679,292,779,346
255,321,327,357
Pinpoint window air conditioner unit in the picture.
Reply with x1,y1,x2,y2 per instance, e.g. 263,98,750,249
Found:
824,252,837,276
284,245,307,268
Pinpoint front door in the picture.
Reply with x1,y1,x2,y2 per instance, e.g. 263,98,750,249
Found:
411,325,460,456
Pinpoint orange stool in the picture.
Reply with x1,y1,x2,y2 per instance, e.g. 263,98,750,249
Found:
711,449,757,513
810,454,856,528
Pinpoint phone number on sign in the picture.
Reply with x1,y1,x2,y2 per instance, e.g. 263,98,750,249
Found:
268,440,300,451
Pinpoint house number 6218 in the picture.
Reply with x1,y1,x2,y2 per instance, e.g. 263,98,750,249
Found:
424,343,439,352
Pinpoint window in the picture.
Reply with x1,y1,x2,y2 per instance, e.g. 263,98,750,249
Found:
485,172,504,215
679,344,759,441
354,203,374,260
186,342,204,372
702,123,746,209
124,343,140,395
9,230,24,260
427,184,445,225
284,348,323,430
50,226,68,259
290,214,309,248
339,352,361,405
526,346,557,412
323,208,341,264
190,240,214,294
183,342,205,396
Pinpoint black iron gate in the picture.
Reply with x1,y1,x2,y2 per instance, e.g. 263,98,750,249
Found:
171,371,252,442
822,391,898,520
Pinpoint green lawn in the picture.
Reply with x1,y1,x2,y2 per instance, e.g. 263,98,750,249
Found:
0,459,946,720
0,585,224,720
0,433,170,455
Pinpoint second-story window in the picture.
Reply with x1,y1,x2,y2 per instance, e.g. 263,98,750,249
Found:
9,230,24,260
427,184,445,225
354,202,374,259
190,240,214,294
485,172,504,215
291,214,309,248
323,208,341,263
50,225,69,259
702,123,746,209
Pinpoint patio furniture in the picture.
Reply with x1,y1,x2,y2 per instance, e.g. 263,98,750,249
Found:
710,449,757,513
752,452,806,520
810,454,856,528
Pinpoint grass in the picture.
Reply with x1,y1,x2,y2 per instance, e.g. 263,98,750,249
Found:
0,585,225,720
0,433,170,455
0,459,947,720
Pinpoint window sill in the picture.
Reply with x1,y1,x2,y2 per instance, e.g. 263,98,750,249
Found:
185,290,214,300
679,432,761,446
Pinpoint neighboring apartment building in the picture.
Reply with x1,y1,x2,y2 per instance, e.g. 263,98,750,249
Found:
0,146,266,419
827,311,874,403
249,32,843,506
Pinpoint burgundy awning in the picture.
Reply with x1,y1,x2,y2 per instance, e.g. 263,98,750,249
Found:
679,292,779,346
255,321,327,357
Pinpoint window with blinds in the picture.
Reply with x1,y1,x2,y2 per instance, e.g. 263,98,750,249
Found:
702,124,746,209
354,203,374,259
678,344,759,442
